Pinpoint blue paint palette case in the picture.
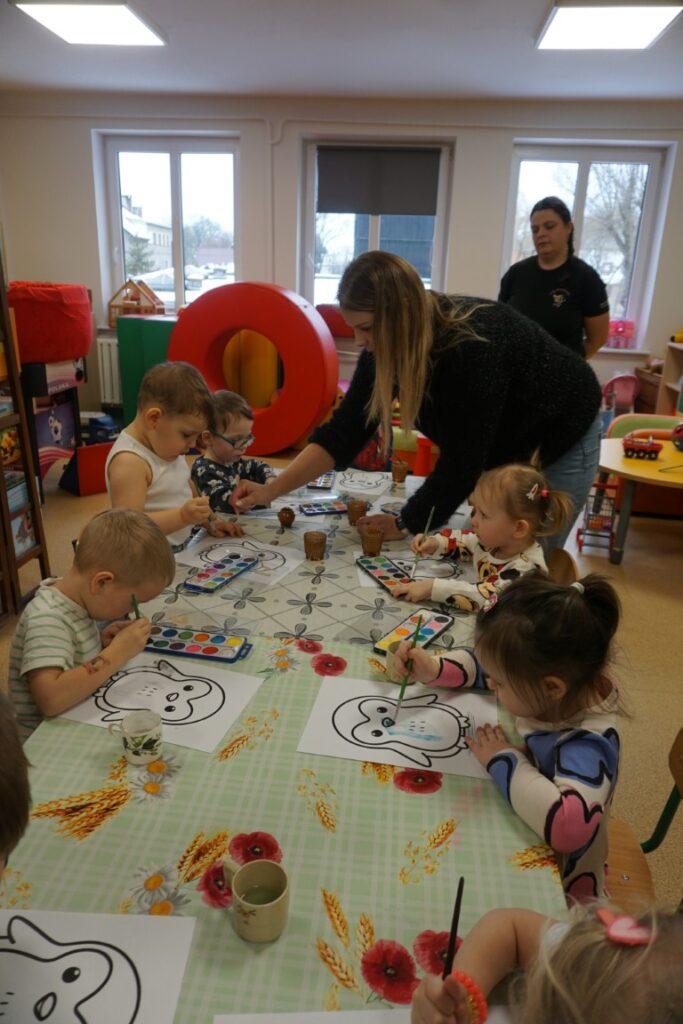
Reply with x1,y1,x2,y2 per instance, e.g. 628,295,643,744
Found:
146,625,252,663
374,608,455,654
307,472,336,489
299,500,348,515
182,553,258,593
356,554,411,593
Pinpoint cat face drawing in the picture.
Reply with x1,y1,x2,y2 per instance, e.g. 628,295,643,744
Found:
0,915,140,1023
332,692,472,768
94,659,225,725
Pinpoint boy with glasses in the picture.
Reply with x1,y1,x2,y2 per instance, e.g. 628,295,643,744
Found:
192,390,275,514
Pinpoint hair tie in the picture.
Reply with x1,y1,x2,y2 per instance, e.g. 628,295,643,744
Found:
540,488,549,498
571,581,584,594
450,970,488,1022
596,909,651,947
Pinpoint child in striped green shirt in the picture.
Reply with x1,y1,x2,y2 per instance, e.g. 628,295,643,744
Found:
9,509,175,741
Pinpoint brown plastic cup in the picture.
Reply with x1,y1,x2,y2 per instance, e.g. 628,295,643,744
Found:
359,524,384,556
347,499,369,526
303,531,327,560
391,459,410,484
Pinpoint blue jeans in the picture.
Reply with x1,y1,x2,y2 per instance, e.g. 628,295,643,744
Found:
544,412,602,551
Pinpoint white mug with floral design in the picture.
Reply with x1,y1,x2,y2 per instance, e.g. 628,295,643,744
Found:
108,709,163,766
222,857,289,942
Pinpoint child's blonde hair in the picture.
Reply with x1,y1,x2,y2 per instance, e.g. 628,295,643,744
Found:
474,463,573,539
74,509,176,588
136,361,213,426
0,691,30,862
513,902,683,1023
475,571,621,720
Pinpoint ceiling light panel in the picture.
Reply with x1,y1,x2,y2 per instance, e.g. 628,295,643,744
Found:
15,3,165,45
537,4,682,49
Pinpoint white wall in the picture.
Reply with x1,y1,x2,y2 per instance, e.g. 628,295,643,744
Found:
1,91,681,389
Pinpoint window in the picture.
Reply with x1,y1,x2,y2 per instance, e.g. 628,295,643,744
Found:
302,143,451,305
503,144,669,348
103,136,237,312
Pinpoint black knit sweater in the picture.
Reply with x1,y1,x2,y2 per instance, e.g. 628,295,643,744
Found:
310,297,601,534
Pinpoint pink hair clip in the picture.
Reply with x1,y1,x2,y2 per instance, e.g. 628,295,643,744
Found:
596,908,652,946
482,594,498,613
526,483,539,501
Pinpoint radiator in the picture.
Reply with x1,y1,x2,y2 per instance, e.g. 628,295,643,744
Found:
97,335,122,405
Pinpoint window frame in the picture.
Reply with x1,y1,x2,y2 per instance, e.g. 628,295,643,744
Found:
102,134,239,312
300,140,452,304
501,141,673,348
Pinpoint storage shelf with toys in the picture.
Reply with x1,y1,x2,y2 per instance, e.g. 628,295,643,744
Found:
0,260,51,620
655,340,683,415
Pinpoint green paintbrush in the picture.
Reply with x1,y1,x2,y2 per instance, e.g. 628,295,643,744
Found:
393,614,423,722
410,505,436,579
131,594,141,620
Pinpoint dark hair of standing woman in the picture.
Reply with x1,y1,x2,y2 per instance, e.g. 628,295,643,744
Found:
530,196,575,258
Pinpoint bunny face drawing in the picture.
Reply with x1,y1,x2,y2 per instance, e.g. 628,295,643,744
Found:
0,915,140,1023
332,692,472,768
95,659,225,725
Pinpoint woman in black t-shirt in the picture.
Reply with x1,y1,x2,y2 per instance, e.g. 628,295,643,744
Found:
499,196,610,358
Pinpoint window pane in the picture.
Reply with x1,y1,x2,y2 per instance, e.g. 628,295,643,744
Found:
181,153,235,305
512,161,578,262
378,214,435,285
580,162,648,319
313,212,365,305
118,152,174,307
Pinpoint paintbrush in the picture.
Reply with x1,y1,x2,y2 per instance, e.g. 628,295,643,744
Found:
131,594,141,620
410,505,435,579
393,614,423,721
442,876,465,979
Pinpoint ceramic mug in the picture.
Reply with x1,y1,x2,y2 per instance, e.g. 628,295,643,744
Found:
108,709,163,766
222,857,289,943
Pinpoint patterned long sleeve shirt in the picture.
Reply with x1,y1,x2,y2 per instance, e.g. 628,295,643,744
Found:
429,529,547,611
433,648,621,901
191,456,275,513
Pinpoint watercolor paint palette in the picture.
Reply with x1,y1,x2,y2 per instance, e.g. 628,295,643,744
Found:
146,625,252,663
299,500,348,515
307,471,336,489
374,608,455,654
356,554,412,593
182,553,259,593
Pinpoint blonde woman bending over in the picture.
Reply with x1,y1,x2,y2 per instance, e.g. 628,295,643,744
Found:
232,252,602,550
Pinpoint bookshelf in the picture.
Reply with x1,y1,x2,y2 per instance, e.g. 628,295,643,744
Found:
0,260,51,618
655,342,683,415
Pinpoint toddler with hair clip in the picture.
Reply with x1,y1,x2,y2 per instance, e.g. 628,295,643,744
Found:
393,464,572,610
411,901,683,1024
388,571,623,902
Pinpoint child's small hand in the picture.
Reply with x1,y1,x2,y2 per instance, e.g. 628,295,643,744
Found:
207,517,245,538
107,618,152,662
181,496,212,525
466,723,513,767
410,534,440,556
101,619,134,647
387,643,440,685
411,974,470,1024
393,579,433,603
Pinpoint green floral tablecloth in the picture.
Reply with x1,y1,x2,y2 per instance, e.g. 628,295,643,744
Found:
6,502,566,1022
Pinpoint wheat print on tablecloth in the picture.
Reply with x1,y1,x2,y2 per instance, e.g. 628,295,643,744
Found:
398,818,457,885
297,768,339,832
177,830,230,883
510,843,561,880
31,784,132,841
361,761,396,784
0,867,32,910
216,708,280,761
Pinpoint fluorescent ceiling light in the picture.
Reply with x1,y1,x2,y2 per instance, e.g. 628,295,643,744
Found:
537,4,682,49
14,3,165,45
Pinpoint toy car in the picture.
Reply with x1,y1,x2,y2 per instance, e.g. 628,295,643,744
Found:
622,434,662,459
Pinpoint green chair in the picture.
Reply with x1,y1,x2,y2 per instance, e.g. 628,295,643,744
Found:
605,412,679,439
608,727,683,913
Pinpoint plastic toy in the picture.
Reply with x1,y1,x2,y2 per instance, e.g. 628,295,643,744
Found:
577,482,616,555
622,435,663,459
672,422,683,451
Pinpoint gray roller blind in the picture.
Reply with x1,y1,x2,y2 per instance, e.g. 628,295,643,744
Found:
317,146,440,216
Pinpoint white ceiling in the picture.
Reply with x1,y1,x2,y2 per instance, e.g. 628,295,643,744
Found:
1,0,682,100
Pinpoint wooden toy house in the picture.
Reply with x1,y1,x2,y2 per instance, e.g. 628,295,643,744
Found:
108,279,165,329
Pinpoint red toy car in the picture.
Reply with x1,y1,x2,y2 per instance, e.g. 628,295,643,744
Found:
622,435,663,459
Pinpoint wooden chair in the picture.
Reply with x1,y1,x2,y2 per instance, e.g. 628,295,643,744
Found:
546,548,580,584
607,727,683,914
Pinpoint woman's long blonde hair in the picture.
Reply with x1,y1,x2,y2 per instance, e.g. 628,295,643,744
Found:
337,251,485,449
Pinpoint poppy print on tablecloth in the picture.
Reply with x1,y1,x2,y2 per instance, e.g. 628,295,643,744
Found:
393,769,443,794
311,652,348,677
360,939,420,1004
413,929,461,975
228,831,282,864
296,638,323,654
197,861,233,908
